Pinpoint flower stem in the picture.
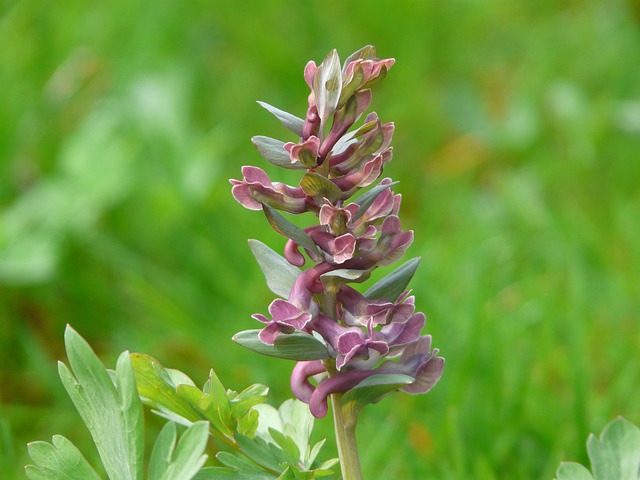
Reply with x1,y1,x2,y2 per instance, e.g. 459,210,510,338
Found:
320,287,363,479
330,391,363,480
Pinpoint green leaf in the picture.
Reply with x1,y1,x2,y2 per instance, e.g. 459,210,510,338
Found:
25,435,101,480
262,204,319,259
159,421,210,480
350,180,399,223
237,408,260,438
58,326,143,480
248,239,301,298
216,451,271,474
267,428,300,465
201,370,234,437
149,422,177,480
194,466,277,480
116,349,144,476
313,49,342,128
364,257,421,301
276,468,296,480
587,417,640,480
235,435,285,473
257,102,304,137
555,462,594,480
131,353,202,424
252,136,306,170
554,417,640,480
300,172,343,204
231,384,270,420
232,330,330,361
341,374,414,418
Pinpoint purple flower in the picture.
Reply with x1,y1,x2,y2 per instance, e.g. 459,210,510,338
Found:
343,57,396,91
319,201,352,236
252,299,313,345
378,335,444,394
232,47,444,420
339,287,415,327
230,166,307,214
284,136,321,168
309,231,358,265
291,333,443,418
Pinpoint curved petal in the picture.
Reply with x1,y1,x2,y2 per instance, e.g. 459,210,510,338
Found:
401,356,445,394
290,360,326,403
309,369,375,418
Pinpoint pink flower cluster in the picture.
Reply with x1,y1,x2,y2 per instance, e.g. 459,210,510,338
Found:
231,46,443,418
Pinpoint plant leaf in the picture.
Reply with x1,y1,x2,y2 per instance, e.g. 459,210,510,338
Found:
340,373,414,418
350,180,399,223
364,257,421,301
262,204,319,258
149,422,178,480
248,239,301,298
131,353,202,424
57,326,143,480
235,435,286,473
555,462,594,480
193,466,278,479
252,136,306,170
159,421,210,480
554,417,640,480
231,384,270,420
587,417,640,480
257,102,304,137
232,330,330,361
25,435,101,480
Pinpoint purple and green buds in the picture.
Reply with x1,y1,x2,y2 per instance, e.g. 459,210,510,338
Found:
231,46,444,418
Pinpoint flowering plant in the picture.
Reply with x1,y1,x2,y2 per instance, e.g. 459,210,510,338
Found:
231,45,444,478
25,46,445,480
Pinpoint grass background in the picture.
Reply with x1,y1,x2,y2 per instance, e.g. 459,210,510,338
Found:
1,0,639,478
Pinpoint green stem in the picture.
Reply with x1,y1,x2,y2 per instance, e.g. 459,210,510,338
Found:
321,287,364,480
330,387,363,480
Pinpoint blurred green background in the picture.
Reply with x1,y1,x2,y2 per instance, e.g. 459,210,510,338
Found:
1,0,639,478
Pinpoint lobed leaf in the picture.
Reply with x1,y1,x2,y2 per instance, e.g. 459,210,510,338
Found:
232,329,330,361
148,421,210,480
131,353,202,424
25,435,101,480
555,462,594,480
587,417,640,480
193,466,278,480
58,326,143,480
231,384,270,420
554,417,640,480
